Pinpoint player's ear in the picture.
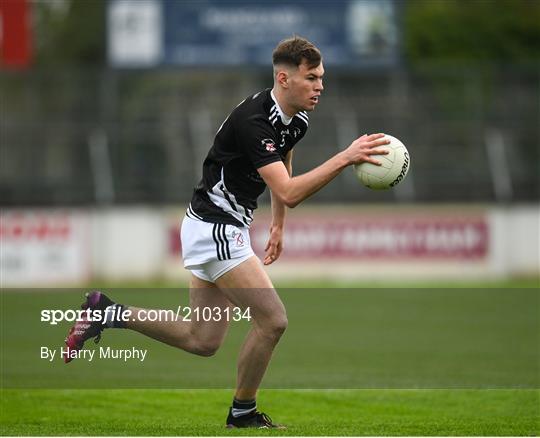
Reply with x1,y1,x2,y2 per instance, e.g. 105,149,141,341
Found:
276,69,289,89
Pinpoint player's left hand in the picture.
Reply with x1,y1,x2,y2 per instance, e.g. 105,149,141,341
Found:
264,225,284,265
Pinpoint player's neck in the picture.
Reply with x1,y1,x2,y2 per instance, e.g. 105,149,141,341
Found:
271,87,296,119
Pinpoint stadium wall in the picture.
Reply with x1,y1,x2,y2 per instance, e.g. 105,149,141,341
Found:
0,205,538,286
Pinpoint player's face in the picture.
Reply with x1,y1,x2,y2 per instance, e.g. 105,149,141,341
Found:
288,60,324,112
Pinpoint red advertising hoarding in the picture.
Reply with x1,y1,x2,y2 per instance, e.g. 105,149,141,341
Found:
250,215,488,260
0,0,32,69
170,210,489,262
0,210,91,286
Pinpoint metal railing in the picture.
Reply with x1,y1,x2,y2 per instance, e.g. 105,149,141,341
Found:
1,65,538,205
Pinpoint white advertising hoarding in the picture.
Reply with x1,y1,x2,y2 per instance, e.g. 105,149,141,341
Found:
0,210,91,286
108,0,163,67
1,206,537,285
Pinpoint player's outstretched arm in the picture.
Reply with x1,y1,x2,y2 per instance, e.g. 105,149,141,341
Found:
258,133,389,208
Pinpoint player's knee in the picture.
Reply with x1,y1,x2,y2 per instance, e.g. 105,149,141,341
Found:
275,318,288,339
193,339,221,357
263,315,288,341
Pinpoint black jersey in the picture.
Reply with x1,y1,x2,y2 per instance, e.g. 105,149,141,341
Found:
187,89,309,227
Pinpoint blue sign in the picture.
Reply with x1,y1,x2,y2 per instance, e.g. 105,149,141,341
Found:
163,0,399,67
108,0,400,68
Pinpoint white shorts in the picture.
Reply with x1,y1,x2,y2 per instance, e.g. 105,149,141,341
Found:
180,215,255,283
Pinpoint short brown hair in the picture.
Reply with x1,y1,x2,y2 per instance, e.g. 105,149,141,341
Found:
272,36,322,69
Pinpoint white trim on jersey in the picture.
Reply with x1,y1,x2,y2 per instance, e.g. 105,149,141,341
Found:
207,168,253,226
269,105,279,126
270,89,293,125
296,111,309,126
186,203,204,221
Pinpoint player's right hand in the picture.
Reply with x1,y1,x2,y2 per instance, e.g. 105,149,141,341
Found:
343,133,390,166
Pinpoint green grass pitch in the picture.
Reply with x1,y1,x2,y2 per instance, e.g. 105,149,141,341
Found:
1,389,538,435
1,279,538,435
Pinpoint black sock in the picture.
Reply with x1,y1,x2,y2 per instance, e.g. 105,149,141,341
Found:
231,398,256,417
92,293,128,329
103,304,128,329
95,293,115,310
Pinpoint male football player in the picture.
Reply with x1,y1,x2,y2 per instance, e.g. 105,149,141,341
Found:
65,36,389,428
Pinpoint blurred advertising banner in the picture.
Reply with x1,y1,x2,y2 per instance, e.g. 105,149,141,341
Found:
168,211,489,261
249,208,495,280
2,206,536,285
0,0,32,68
250,214,488,260
166,207,505,281
108,0,399,68
0,211,91,286
107,0,163,67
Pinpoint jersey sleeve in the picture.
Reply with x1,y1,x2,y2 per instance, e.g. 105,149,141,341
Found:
236,114,283,169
